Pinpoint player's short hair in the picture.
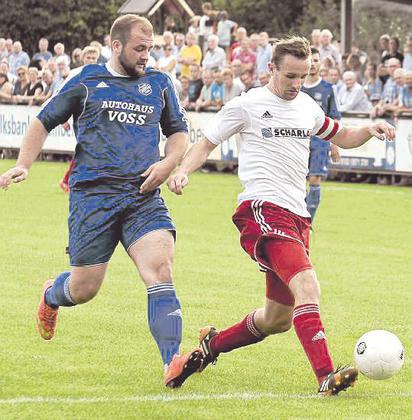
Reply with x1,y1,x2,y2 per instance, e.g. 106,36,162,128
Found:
271,36,311,68
310,47,320,56
110,14,153,46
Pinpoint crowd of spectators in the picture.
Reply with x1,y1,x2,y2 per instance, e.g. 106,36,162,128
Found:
0,1,411,118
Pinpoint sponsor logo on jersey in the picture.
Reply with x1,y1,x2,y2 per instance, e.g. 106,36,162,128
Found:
261,127,311,139
96,81,109,88
138,83,152,96
261,110,273,119
101,100,154,125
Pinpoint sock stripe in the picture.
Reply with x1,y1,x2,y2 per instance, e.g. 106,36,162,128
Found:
63,276,75,304
293,304,320,320
246,312,263,338
147,283,175,294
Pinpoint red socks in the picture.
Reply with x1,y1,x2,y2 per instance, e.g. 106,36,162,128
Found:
293,304,334,383
210,311,266,355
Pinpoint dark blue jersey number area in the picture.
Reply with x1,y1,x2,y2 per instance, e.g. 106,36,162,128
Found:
37,64,188,187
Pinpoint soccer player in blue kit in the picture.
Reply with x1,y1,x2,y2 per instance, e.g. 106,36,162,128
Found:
301,47,341,222
0,15,203,388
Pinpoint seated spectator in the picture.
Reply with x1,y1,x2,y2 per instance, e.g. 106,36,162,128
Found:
0,59,17,85
328,67,343,95
210,70,224,110
222,68,243,104
319,66,329,80
382,36,404,67
90,41,107,64
26,67,43,96
351,41,368,66
179,75,190,106
0,72,13,103
101,34,112,61
230,27,247,61
395,70,412,114
11,65,29,103
158,44,177,79
32,68,55,105
9,41,30,75
230,59,244,87
174,33,185,77
195,69,214,111
54,56,71,89
338,71,370,112
161,31,177,57
379,34,390,58
371,58,401,118
363,63,383,105
54,42,70,65
202,35,226,71
311,29,321,49
346,53,364,84
188,15,201,42
186,64,203,110
321,55,336,70
82,46,100,65
71,48,83,68
240,70,256,92
403,35,412,71
232,37,257,76
258,71,270,86
217,11,237,53
319,29,341,68
250,33,259,54
256,32,272,76
178,32,202,78
33,38,52,62
0,38,8,61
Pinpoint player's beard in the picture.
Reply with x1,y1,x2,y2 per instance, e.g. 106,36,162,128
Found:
119,51,146,77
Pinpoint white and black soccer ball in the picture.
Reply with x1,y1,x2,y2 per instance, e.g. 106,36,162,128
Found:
354,330,404,380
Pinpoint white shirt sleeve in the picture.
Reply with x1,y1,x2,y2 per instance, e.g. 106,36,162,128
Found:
203,97,248,144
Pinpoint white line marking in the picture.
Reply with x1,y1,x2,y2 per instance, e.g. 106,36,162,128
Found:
325,186,408,195
0,391,411,405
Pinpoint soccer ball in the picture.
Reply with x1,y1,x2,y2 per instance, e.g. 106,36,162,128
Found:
354,330,404,380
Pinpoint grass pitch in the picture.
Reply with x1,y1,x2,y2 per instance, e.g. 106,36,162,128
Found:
0,160,411,419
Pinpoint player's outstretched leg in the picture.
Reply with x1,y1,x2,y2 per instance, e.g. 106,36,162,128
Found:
36,272,76,340
198,311,267,371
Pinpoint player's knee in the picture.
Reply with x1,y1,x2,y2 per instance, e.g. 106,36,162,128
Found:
142,260,173,284
261,312,292,335
289,270,321,304
69,278,102,304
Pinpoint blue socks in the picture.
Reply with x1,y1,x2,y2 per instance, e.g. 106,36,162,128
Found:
306,184,321,221
45,271,76,308
147,283,182,367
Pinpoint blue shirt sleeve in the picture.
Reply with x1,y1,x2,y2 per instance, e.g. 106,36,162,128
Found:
160,75,188,137
37,70,85,132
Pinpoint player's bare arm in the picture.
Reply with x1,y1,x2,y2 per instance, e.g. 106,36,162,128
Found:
140,131,188,193
331,121,395,149
0,118,49,190
167,138,217,195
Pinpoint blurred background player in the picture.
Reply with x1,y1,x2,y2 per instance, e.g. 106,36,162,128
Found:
301,47,341,222
167,36,395,395
0,14,201,389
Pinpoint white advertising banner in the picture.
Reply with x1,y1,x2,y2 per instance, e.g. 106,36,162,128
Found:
1,105,411,174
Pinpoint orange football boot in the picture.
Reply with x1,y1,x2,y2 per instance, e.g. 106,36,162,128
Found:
36,280,59,340
164,348,203,388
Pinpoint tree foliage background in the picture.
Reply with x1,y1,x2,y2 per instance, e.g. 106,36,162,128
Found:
0,0,410,57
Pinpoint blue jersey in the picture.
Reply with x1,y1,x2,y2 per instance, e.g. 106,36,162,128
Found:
38,63,188,187
301,79,341,147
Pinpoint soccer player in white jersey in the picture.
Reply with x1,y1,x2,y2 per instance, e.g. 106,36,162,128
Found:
167,36,395,395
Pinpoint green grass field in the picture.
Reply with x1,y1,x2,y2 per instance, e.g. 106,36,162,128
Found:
0,160,411,419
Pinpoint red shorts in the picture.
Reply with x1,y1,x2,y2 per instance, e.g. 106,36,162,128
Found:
232,200,312,306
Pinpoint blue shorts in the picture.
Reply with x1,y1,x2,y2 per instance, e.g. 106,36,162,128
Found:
68,182,175,266
309,138,331,177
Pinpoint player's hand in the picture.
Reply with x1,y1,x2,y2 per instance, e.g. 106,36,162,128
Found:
140,159,175,194
167,172,189,195
0,166,29,190
331,144,340,163
368,121,396,141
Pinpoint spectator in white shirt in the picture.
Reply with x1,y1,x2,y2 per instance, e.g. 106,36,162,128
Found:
202,35,226,71
311,29,321,49
8,41,30,75
222,68,243,104
217,11,237,52
199,2,215,52
319,29,341,68
338,71,370,112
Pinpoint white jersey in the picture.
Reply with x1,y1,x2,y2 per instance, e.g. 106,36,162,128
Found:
203,86,342,217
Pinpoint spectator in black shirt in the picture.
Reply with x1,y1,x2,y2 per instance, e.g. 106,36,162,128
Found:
382,37,404,66
186,64,203,110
